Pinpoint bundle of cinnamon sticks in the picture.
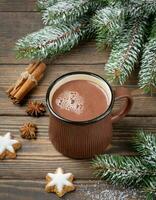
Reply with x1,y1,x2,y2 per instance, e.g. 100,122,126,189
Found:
7,62,46,104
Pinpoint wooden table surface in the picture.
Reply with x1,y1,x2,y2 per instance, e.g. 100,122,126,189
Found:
0,1,156,200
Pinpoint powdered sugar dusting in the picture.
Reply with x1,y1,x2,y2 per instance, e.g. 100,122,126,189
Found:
79,181,145,200
63,181,145,200
55,90,84,114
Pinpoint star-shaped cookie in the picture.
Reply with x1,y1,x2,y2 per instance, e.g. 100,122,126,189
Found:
0,132,21,159
45,167,75,197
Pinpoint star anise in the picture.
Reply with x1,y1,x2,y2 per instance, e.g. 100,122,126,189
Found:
26,101,46,117
20,122,37,139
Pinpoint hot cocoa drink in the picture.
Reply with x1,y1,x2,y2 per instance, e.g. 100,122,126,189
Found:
52,80,109,121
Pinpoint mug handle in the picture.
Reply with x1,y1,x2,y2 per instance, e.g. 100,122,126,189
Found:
111,87,133,123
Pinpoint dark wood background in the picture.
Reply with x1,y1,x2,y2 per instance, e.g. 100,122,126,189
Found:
0,1,155,199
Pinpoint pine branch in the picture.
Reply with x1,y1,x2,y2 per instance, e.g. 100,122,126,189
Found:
92,131,156,199
37,0,58,10
92,6,125,48
41,0,104,26
142,176,156,200
15,19,91,60
105,18,147,84
98,0,125,5
134,130,156,167
127,0,156,18
92,154,150,187
139,19,156,93
146,192,155,200
16,0,156,92
42,0,92,25
37,0,106,11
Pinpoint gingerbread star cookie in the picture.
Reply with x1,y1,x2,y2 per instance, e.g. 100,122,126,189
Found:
0,132,21,159
45,167,75,197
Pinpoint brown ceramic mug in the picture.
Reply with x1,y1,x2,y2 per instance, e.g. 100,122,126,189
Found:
46,72,133,159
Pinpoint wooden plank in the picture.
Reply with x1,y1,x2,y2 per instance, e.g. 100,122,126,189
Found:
0,64,139,85
0,12,43,64
0,115,155,179
0,0,37,12
0,180,143,200
1,64,156,116
0,12,109,64
1,85,156,116
0,64,138,86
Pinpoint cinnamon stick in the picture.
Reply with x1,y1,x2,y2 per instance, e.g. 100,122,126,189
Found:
8,62,40,97
7,62,46,104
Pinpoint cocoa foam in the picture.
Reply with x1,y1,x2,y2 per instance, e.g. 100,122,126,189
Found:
55,90,84,114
